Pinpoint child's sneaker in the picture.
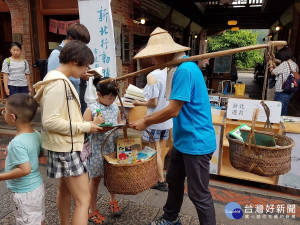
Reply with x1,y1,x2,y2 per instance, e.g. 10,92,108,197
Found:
151,181,168,192
149,216,181,225
109,201,122,217
88,210,108,224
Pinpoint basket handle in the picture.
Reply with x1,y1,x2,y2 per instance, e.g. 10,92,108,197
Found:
260,101,273,133
243,108,259,154
101,124,156,158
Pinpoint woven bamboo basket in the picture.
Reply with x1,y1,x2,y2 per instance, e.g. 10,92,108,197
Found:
98,82,158,194
227,133,294,176
101,125,158,195
226,103,294,177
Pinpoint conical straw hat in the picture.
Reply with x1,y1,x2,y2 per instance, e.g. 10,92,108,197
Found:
134,27,190,59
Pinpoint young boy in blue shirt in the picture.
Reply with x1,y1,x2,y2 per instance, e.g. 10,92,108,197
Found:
0,93,45,225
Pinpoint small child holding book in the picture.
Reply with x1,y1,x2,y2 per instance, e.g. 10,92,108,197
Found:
0,93,45,225
83,77,122,224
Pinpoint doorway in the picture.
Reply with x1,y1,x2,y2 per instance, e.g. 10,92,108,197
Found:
0,12,12,70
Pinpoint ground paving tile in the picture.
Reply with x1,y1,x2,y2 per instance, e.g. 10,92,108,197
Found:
1,144,300,224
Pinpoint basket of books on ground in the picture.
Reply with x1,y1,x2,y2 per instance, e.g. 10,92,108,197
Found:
226,102,294,177
101,124,158,195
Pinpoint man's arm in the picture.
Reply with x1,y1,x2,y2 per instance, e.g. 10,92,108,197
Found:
47,50,61,71
133,98,158,108
0,162,31,181
130,100,184,131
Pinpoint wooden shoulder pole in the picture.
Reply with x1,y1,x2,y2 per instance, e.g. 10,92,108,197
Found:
99,41,287,85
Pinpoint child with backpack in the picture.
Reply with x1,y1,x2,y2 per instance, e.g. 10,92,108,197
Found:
1,42,33,96
0,93,45,225
83,77,123,225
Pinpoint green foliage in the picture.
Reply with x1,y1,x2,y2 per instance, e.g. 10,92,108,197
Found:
207,30,264,68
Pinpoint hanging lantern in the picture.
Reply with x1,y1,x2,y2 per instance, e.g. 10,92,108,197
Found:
140,18,146,25
231,27,239,31
228,20,237,26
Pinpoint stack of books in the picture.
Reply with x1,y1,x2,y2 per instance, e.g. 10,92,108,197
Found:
123,84,145,102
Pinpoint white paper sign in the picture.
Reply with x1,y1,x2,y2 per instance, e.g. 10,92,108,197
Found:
78,0,117,78
227,98,282,123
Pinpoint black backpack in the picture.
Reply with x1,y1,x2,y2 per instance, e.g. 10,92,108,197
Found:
34,46,63,80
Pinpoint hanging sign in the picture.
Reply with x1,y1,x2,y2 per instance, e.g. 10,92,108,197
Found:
49,19,80,35
58,21,67,35
78,0,117,78
49,19,58,33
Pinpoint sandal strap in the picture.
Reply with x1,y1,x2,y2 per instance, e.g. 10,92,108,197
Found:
110,201,120,211
88,210,106,223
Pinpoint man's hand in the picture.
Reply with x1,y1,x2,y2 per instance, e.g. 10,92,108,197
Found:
80,72,94,81
130,118,147,131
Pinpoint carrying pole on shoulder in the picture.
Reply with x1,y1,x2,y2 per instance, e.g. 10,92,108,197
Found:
99,41,287,85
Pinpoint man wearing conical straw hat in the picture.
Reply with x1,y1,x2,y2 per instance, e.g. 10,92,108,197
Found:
131,27,216,225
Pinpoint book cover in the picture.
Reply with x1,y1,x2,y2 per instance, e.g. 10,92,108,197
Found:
87,67,103,77
117,136,142,161
240,129,276,147
126,84,144,97
137,146,157,162
228,124,251,141
124,94,145,101
126,90,144,98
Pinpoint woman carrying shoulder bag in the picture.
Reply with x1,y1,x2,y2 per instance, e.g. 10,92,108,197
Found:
269,46,299,116
34,40,106,225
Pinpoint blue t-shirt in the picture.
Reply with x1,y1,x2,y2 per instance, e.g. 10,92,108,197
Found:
5,131,43,193
170,61,216,155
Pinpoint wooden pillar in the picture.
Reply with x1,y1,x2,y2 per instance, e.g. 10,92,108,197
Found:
36,0,47,59
182,20,192,48
198,29,207,68
164,7,173,32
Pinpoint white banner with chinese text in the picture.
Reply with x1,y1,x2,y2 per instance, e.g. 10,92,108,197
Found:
78,0,116,78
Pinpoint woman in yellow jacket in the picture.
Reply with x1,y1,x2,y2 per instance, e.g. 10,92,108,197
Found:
34,41,105,225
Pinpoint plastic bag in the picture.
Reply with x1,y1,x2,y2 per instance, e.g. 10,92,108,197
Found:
84,77,98,104
80,134,92,162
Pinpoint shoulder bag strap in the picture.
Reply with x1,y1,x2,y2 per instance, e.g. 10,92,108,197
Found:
287,61,293,73
23,59,27,73
6,58,10,70
63,80,74,153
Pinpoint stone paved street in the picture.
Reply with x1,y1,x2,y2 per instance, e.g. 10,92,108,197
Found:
0,160,300,224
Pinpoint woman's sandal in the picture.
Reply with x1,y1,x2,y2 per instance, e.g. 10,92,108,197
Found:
88,210,108,225
109,201,122,217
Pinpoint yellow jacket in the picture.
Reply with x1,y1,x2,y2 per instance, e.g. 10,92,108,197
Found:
34,70,91,152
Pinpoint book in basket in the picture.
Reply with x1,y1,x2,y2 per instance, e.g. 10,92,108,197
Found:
228,124,251,141
137,146,157,162
117,136,142,161
240,129,276,147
